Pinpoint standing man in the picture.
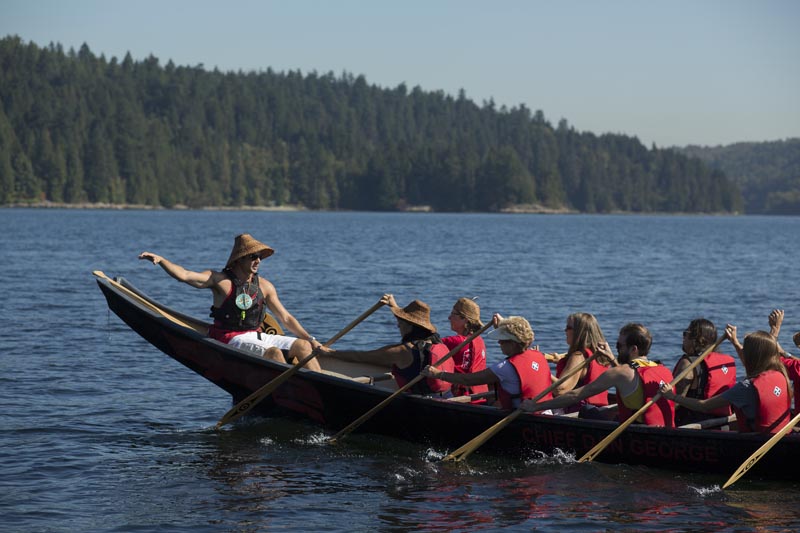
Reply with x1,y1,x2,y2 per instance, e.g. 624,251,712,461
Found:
522,323,676,427
139,233,324,371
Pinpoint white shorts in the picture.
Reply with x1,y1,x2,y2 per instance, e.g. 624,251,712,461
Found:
228,331,297,355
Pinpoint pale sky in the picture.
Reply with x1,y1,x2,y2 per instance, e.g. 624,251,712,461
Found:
2,0,798,147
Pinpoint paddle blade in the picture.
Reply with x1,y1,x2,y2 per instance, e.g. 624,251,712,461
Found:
722,411,800,489
215,367,301,429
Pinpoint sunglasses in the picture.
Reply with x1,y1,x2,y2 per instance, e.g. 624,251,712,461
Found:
248,254,262,261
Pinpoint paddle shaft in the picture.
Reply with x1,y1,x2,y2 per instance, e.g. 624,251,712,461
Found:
215,300,385,428
578,334,727,463
723,408,800,488
443,350,604,462
93,270,203,332
328,322,493,444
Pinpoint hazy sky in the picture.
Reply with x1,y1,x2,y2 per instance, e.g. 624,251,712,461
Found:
2,0,798,147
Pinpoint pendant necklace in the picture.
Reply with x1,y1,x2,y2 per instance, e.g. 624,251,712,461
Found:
235,277,257,321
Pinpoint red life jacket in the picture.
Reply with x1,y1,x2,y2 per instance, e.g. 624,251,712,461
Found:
733,370,792,434
391,338,454,395
497,349,553,410
676,352,737,416
555,348,610,406
780,356,800,414
616,361,675,427
443,335,489,397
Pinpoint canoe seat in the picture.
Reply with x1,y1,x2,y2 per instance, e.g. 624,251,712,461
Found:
352,372,394,385
447,391,495,403
678,414,736,430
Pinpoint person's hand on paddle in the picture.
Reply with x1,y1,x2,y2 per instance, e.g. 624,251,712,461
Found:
420,365,440,378
491,313,504,328
545,352,565,363
519,397,544,412
595,341,615,362
594,341,618,366
659,382,677,400
380,293,398,308
312,343,332,355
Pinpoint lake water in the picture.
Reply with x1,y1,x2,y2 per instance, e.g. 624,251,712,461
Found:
2,209,799,532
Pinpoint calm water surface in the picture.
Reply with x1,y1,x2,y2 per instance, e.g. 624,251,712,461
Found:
2,209,799,532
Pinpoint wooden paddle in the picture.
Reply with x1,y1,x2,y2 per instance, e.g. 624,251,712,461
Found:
443,350,603,462
328,322,493,444
93,270,204,333
578,334,727,463
216,300,385,428
722,410,800,489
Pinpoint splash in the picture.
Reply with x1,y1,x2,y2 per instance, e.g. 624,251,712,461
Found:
524,447,577,466
424,447,445,462
292,432,330,446
690,484,722,496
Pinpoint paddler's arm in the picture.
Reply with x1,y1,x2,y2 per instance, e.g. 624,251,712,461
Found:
552,351,584,396
138,252,215,288
726,324,744,359
329,343,412,367
422,366,499,386
521,366,618,413
260,278,322,349
660,383,730,413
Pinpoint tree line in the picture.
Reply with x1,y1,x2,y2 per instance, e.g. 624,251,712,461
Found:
677,140,800,215
0,36,743,213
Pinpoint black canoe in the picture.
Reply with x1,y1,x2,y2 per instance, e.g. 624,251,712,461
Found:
95,272,800,481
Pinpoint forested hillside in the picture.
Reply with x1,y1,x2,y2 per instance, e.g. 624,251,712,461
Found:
0,36,742,213
677,140,800,215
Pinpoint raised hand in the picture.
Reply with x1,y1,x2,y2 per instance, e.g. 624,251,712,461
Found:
768,309,784,338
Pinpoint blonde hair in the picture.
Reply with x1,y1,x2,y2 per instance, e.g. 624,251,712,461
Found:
498,316,534,347
568,312,606,354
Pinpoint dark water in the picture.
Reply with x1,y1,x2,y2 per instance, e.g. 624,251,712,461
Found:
2,209,800,532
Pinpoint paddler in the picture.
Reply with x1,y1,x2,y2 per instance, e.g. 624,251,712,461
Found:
670,318,737,426
522,323,676,427
327,294,455,397
423,314,554,410
139,233,326,370
662,328,791,433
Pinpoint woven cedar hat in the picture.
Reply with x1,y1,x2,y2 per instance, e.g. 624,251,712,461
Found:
391,300,437,334
452,297,482,327
487,316,534,346
225,234,274,269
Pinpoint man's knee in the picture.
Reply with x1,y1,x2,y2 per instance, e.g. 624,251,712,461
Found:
262,347,286,363
290,339,313,358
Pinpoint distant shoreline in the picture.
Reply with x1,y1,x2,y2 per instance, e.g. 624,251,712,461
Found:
1,201,745,216
1,201,307,211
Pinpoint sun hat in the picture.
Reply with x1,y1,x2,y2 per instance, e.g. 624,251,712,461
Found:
225,234,275,269
390,300,437,334
452,297,482,327
487,316,534,346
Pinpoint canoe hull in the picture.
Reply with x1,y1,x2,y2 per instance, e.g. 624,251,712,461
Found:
97,275,800,481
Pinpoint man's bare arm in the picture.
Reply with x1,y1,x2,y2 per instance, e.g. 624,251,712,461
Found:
138,252,215,289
